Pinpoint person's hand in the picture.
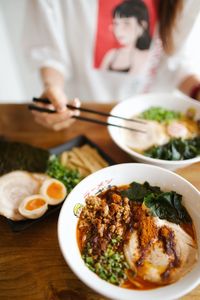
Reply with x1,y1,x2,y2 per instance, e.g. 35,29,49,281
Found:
32,86,80,130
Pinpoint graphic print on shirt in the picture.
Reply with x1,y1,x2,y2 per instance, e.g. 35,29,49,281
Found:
94,0,157,74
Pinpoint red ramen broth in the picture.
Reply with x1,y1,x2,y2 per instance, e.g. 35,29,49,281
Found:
76,182,196,290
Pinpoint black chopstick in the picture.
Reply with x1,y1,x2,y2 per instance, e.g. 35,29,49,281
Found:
72,116,146,132
32,97,146,124
28,104,146,133
29,104,56,114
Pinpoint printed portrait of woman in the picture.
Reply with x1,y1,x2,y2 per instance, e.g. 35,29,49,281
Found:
98,0,153,74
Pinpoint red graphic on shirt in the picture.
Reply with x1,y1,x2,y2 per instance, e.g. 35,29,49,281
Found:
94,0,157,73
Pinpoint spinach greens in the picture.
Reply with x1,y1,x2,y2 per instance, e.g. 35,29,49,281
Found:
144,137,200,160
121,181,191,224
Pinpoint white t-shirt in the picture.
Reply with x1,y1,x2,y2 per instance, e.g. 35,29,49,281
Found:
23,0,200,102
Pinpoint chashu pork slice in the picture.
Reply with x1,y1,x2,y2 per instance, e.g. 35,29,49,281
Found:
156,219,198,283
124,217,198,285
0,171,49,221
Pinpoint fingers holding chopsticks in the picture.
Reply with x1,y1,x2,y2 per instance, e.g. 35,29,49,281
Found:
30,95,146,133
42,85,68,112
31,85,81,130
32,109,74,130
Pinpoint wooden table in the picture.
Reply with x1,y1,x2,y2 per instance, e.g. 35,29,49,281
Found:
0,103,199,300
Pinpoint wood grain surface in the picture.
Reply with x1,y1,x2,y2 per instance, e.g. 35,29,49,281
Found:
0,103,199,300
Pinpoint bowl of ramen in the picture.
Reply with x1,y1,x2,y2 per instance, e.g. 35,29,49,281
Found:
108,93,200,170
58,163,200,300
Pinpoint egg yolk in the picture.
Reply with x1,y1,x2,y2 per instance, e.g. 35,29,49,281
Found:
47,182,64,200
25,199,46,211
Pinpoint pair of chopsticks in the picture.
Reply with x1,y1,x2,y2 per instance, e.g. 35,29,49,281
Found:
28,98,146,133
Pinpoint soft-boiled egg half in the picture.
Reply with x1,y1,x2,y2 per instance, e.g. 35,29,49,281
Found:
18,195,48,219
167,120,197,139
40,178,67,205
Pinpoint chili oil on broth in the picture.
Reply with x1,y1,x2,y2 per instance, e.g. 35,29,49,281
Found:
76,183,198,290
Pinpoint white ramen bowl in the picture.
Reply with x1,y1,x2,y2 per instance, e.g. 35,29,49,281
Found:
108,93,200,170
58,163,200,300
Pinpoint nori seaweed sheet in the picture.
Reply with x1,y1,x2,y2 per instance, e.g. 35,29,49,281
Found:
0,139,50,176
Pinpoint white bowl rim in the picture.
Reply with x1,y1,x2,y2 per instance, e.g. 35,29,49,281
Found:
58,163,200,300
108,93,200,166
